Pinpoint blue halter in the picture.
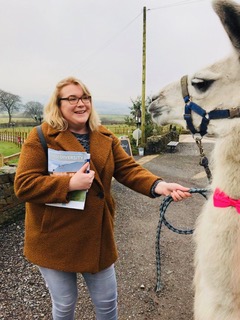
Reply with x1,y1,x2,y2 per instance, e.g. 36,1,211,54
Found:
181,75,240,137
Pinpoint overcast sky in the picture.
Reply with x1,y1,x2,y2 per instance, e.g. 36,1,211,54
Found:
0,0,235,113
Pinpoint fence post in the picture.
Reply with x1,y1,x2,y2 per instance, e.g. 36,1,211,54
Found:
0,154,4,167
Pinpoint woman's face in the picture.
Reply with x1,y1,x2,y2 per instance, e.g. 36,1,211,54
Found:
59,83,92,133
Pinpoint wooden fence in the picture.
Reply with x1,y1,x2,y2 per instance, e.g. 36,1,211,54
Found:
0,130,28,148
0,126,135,163
107,126,135,135
0,153,20,166
0,126,136,146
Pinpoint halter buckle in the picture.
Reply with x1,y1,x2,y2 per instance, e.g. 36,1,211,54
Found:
193,133,203,141
229,107,240,118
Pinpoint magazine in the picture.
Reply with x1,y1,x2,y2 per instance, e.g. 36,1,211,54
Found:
46,148,90,210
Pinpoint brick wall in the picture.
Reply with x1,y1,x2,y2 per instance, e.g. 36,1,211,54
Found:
0,171,25,225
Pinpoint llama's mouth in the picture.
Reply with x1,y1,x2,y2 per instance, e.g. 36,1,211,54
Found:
152,110,163,118
150,106,170,118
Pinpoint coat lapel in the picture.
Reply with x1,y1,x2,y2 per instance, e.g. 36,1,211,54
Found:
54,130,86,152
89,129,113,186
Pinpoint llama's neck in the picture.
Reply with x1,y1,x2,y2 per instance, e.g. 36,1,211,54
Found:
211,124,240,198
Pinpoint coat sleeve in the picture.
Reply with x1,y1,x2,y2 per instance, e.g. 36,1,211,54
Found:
111,135,162,197
14,128,71,204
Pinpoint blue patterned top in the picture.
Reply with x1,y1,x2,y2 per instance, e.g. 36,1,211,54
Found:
72,133,90,153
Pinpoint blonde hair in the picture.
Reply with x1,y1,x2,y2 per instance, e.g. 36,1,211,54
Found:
44,76,101,131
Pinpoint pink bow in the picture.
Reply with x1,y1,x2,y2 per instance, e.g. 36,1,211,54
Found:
213,188,240,214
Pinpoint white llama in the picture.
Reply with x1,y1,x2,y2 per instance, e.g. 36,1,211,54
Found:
148,0,240,319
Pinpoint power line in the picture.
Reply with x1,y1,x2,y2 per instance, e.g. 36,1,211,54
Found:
71,11,142,73
71,0,207,75
150,0,207,11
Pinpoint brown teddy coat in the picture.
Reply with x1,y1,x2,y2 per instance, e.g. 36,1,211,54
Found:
14,122,161,273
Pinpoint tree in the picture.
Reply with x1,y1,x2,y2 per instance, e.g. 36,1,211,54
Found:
24,101,44,121
0,89,21,124
124,95,162,153
125,95,157,137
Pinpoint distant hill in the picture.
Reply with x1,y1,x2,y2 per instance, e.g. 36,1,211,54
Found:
94,101,130,115
99,114,127,124
22,96,131,116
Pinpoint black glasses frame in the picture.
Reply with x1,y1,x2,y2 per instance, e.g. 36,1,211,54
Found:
58,95,91,105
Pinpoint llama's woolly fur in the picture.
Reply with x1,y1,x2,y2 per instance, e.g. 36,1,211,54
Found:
148,0,240,319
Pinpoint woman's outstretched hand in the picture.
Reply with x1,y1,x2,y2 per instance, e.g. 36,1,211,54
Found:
154,181,191,201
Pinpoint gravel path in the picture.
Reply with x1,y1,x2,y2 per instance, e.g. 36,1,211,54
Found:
0,139,214,319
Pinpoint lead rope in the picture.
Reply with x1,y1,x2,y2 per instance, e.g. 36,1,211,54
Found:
195,137,212,183
155,134,212,292
155,187,209,292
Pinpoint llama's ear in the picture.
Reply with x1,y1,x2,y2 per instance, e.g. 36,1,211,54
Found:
212,0,240,52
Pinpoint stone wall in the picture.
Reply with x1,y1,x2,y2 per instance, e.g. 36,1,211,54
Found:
0,171,25,225
146,131,179,154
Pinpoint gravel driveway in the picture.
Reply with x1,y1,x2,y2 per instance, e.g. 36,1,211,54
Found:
0,137,214,319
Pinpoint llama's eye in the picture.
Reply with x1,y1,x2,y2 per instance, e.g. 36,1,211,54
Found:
191,79,215,93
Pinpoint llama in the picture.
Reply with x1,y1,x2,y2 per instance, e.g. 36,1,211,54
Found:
148,0,240,319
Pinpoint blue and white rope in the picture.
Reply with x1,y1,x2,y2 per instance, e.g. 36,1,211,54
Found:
155,187,209,292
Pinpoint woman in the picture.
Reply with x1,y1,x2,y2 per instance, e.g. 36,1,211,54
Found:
14,76,191,320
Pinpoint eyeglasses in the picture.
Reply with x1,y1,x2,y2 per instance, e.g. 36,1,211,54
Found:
59,95,91,105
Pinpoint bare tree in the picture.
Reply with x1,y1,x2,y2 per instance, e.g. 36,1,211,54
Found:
0,89,21,124
24,101,44,122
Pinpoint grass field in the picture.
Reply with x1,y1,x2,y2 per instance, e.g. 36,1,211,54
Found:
0,116,34,124
0,142,21,156
0,114,127,124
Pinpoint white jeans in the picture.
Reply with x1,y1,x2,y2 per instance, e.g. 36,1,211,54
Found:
38,264,118,320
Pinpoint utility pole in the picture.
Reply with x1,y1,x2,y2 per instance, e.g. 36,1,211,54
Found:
141,6,147,144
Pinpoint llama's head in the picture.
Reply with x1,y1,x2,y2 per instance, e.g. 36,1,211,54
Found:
148,0,240,136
